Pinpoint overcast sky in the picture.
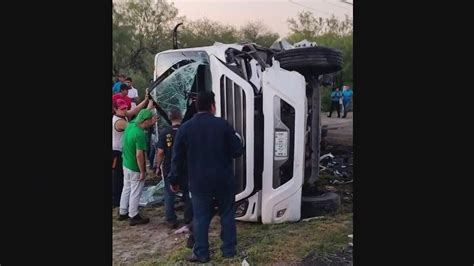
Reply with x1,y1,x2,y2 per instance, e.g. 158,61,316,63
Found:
170,0,353,37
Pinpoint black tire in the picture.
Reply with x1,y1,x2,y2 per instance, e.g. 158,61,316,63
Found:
301,192,341,218
274,46,343,75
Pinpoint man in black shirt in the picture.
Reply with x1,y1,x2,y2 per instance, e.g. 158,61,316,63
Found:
155,107,192,228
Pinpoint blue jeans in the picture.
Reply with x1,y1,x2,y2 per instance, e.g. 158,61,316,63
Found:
343,99,351,117
112,150,123,207
148,143,157,170
163,175,193,223
191,189,236,259
163,176,177,222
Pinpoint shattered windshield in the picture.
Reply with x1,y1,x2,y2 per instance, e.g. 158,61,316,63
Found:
150,51,210,128
155,50,210,77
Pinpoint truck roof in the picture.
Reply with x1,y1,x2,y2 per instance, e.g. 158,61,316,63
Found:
154,42,244,64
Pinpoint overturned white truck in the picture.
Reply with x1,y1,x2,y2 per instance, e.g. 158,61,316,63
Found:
149,39,343,224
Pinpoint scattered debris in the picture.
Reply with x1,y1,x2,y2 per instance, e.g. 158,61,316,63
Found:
301,216,325,222
330,179,353,185
319,151,353,183
174,225,190,234
301,249,353,266
320,153,335,161
139,180,165,207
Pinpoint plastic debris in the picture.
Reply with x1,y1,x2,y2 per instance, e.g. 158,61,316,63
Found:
301,216,325,222
174,225,191,234
139,180,165,207
320,153,335,161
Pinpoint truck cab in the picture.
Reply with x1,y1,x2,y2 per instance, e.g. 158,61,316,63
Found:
150,41,341,224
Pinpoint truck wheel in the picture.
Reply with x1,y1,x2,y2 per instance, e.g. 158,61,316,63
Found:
301,192,341,218
274,46,343,75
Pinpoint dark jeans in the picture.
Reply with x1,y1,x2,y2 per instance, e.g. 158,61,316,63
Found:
148,143,156,170
328,101,341,117
112,150,124,207
191,190,236,259
163,174,193,223
343,100,351,117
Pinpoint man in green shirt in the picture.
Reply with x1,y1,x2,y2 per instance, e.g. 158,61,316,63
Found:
119,109,158,226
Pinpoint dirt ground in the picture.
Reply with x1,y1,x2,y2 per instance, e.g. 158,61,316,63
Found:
113,203,192,264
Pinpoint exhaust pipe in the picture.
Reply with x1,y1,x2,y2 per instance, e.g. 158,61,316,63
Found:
172,23,183,49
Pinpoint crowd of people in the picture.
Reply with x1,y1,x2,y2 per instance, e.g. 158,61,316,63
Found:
112,72,244,263
328,85,353,118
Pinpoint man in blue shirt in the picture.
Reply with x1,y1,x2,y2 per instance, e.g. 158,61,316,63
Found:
112,73,126,93
170,91,244,263
342,85,353,118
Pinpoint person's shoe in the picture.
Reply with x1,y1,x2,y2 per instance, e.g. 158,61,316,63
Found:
186,234,195,249
118,213,129,221
129,214,150,226
166,220,179,229
185,253,210,263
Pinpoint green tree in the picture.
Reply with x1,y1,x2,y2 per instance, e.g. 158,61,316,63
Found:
239,21,279,48
179,18,240,48
113,0,181,93
287,12,353,86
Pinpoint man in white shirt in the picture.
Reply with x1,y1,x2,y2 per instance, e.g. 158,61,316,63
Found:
125,77,139,109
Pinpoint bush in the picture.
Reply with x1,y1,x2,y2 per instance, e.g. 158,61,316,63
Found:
321,86,332,112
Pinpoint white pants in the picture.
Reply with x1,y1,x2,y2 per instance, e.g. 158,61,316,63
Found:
119,167,145,217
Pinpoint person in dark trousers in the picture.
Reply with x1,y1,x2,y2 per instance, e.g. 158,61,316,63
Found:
341,85,353,118
169,91,244,263
328,87,342,118
155,107,193,229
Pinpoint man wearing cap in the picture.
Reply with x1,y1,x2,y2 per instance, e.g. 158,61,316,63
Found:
112,96,153,208
170,91,244,262
119,109,158,226
155,107,193,229
113,84,132,110
113,73,126,94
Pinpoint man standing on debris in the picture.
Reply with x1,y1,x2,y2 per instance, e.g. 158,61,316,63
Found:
169,91,244,263
119,109,158,226
155,107,193,229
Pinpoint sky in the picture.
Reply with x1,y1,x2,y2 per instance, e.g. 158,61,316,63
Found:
170,0,353,37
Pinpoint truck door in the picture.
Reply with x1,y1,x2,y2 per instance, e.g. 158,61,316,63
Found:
209,56,256,207
261,60,307,224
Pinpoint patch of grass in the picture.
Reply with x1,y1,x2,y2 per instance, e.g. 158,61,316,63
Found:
142,213,352,265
